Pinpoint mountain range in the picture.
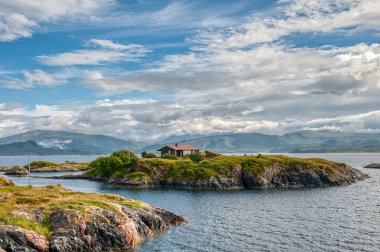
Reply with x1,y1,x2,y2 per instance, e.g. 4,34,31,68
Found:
1,129,380,155
0,130,144,155
142,130,380,153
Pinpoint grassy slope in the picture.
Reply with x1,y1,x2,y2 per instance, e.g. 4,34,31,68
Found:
0,182,144,237
86,154,350,182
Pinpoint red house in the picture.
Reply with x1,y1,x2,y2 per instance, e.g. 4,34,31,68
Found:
158,143,199,157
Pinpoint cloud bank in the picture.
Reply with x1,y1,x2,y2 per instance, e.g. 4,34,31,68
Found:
1,0,380,140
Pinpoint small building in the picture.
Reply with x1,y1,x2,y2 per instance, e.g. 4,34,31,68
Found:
158,143,199,157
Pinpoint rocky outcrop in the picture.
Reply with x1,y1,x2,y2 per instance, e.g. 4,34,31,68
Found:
0,225,49,252
0,207,184,252
4,167,29,176
0,166,12,172
241,162,368,188
364,163,380,169
0,176,14,186
158,177,243,189
48,205,185,252
0,182,186,252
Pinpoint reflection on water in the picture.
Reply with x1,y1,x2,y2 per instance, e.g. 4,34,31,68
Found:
2,153,380,252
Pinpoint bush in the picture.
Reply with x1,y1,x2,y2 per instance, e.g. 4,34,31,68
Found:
188,153,204,163
161,153,178,160
146,153,157,158
205,151,219,159
142,151,157,158
89,156,124,178
89,150,140,178
111,150,140,172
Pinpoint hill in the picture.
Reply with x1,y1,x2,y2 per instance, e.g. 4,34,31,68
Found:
0,130,144,155
0,140,95,155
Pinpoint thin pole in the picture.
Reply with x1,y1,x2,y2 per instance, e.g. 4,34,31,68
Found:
28,152,31,186
128,139,131,159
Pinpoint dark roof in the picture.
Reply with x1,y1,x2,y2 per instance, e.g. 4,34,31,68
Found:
158,144,199,151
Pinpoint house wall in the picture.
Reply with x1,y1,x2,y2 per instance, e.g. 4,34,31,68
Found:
160,147,175,156
160,147,200,157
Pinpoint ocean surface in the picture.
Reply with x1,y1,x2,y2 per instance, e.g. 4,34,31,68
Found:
1,153,379,252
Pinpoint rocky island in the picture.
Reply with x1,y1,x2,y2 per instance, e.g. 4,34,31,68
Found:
364,163,380,169
0,161,90,174
56,150,368,189
0,176,185,252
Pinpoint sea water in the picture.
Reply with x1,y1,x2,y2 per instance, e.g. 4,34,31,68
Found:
2,153,379,252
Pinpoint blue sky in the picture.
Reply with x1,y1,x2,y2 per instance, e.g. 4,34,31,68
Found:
1,0,380,140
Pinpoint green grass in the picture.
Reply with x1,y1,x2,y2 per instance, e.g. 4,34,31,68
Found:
0,213,53,237
0,180,146,237
125,172,150,181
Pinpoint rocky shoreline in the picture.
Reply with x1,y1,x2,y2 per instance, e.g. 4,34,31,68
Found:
0,177,186,252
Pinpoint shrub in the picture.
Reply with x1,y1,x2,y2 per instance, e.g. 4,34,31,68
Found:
205,151,219,159
188,153,204,163
161,153,177,160
89,150,140,178
142,151,157,158
89,156,124,178
111,150,140,172
146,153,157,158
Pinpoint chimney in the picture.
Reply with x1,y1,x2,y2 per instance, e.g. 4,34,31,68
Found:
175,143,178,146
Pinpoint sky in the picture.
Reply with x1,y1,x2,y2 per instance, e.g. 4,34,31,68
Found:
0,0,380,141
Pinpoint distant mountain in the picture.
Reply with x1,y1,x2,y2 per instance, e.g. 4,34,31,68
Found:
0,130,144,155
156,134,209,144
143,133,284,153
0,140,94,155
142,130,380,153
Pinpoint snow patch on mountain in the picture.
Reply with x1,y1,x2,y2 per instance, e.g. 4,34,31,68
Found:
36,139,72,149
